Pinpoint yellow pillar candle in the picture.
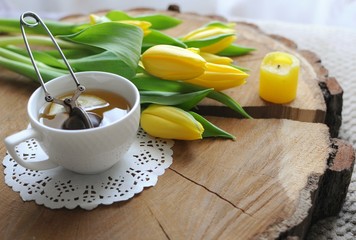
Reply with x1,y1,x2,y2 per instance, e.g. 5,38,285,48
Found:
259,51,300,104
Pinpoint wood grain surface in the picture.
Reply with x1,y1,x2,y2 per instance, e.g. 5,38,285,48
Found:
0,8,354,240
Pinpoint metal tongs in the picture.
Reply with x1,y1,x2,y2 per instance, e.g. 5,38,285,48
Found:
20,11,100,129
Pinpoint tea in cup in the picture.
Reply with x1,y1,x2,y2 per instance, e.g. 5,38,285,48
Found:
4,71,140,174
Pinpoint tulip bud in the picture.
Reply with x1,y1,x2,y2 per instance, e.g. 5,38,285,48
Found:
199,52,233,65
185,62,248,91
140,104,204,140
188,48,233,65
182,26,236,53
141,45,207,80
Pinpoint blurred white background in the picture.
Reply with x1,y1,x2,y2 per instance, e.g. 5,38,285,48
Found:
0,0,355,29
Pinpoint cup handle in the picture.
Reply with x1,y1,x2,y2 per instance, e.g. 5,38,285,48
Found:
4,128,58,170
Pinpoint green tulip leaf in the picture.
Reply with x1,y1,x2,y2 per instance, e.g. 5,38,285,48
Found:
68,51,137,75
59,22,143,78
218,44,256,56
189,111,235,140
142,29,187,52
208,91,252,119
140,88,213,110
31,51,68,69
105,11,131,21
182,33,235,48
134,14,182,30
45,48,95,59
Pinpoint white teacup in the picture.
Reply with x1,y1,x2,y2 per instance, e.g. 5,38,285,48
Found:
4,71,140,174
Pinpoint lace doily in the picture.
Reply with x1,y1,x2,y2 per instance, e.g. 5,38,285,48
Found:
2,128,174,210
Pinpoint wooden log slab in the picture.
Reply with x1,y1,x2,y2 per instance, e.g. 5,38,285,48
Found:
0,7,354,240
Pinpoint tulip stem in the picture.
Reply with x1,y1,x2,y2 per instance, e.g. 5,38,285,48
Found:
0,55,64,82
0,36,84,49
0,18,81,36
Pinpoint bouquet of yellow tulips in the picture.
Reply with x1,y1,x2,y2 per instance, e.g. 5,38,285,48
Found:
0,10,255,140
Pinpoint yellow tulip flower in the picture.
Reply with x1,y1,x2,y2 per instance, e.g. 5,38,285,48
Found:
185,62,248,91
187,48,233,65
140,104,204,140
182,26,237,53
141,45,207,80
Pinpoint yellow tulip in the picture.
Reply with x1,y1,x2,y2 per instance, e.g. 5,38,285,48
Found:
182,26,237,53
199,52,233,65
116,20,152,36
90,14,151,36
140,104,204,140
185,62,248,91
187,48,233,65
187,47,200,54
141,45,207,80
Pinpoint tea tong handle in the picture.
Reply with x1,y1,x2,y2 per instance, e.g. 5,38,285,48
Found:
20,11,84,105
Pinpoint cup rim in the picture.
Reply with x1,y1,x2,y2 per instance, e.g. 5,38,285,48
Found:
28,71,140,133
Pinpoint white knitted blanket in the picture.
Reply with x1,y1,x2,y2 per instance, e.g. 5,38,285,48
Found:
249,21,356,239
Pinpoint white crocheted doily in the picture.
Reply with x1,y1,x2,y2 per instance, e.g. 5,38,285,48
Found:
2,129,174,210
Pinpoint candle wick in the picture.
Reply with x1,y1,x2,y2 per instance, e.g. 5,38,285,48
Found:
277,64,281,69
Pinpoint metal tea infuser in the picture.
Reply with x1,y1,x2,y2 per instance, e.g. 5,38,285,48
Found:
20,11,101,130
